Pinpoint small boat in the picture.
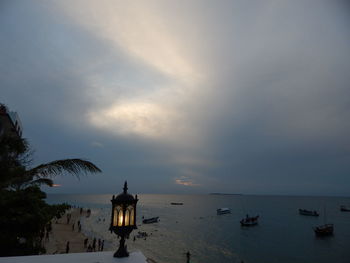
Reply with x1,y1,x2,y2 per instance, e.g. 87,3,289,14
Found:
299,209,319,216
217,208,231,215
340,205,350,212
171,202,183,205
314,224,334,236
142,217,159,224
240,215,259,226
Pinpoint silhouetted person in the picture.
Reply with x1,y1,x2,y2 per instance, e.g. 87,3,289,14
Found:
101,240,104,251
87,244,92,252
92,238,96,251
186,251,191,263
72,222,75,231
84,238,88,248
98,238,101,251
67,213,71,224
66,241,70,254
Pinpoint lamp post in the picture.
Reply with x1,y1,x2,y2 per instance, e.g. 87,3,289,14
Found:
110,181,138,257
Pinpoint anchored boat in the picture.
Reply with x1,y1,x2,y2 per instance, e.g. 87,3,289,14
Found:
314,224,334,236
299,209,319,216
340,205,350,212
217,208,231,215
240,215,259,226
142,217,159,224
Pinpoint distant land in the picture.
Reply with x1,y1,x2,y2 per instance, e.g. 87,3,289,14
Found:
209,193,243,196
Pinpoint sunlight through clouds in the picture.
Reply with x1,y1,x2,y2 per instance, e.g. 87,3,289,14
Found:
58,0,204,142
88,101,184,139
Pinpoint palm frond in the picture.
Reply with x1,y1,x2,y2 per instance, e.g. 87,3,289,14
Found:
27,159,102,179
30,178,54,187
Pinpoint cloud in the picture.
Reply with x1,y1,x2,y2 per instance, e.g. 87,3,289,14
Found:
88,101,183,139
91,141,104,148
174,169,201,187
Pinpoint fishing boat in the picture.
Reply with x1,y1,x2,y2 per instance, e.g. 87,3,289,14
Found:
314,206,333,236
340,205,350,212
142,217,159,224
240,215,259,226
171,202,183,205
217,208,231,215
299,209,319,216
314,224,334,236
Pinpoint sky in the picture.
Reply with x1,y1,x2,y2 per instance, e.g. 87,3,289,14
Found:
1,0,350,195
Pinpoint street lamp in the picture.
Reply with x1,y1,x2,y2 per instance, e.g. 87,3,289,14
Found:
110,181,138,257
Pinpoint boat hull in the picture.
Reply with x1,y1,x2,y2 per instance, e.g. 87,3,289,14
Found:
240,221,258,226
240,215,259,227
142,217,159,224
217,208,231,215
314,224,334,236
299,209,319,216
340,206,350,212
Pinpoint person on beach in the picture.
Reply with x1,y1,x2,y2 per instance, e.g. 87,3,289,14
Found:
186,251,191,263
67,213,71,224
101,240,104,251
98,238,101,251
87,244,93,252
66,241,70,254
84,238,88,248
78,224,82,232
92,238,96,251
72,222,75,231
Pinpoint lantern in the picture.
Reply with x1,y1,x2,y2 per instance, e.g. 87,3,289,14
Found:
110,181,138,257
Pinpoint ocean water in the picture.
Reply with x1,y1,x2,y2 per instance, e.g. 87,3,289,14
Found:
46,194,350,263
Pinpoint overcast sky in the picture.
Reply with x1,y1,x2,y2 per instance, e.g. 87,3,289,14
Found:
1,0,350,195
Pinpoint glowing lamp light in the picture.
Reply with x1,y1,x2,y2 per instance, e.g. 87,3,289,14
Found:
110,181,138,257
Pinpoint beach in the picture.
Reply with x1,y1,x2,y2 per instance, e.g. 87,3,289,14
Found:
44,208,156,262
44,208,91,254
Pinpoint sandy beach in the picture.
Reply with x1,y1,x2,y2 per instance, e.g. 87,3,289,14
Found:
44,208,156,262
44,208,92,254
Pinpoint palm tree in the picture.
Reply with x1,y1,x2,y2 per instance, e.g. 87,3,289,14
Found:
10,158,102,191
0,135,102,190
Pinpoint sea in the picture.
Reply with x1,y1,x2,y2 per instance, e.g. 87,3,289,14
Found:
46,194,350,263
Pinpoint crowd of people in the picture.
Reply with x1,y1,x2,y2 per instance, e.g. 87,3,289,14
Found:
62,207,105,253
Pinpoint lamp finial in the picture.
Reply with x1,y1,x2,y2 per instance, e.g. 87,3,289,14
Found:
123,181,128,194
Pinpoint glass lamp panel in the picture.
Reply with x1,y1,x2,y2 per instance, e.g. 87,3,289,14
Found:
113,206,119,226
118,210,123,226
125,210,130,226
129,206,135,225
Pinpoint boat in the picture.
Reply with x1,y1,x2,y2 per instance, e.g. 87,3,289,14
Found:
313,206,333,236
171,202,183,205
340,205,350,212
217,208,231,215
314,224,334,236
142,217,159,224
240,215,259,226
299,209,319,216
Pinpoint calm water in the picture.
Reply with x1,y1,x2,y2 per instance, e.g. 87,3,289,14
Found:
46,194,350,263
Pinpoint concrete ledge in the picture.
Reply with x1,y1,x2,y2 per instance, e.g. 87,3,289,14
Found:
0,251,147,263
